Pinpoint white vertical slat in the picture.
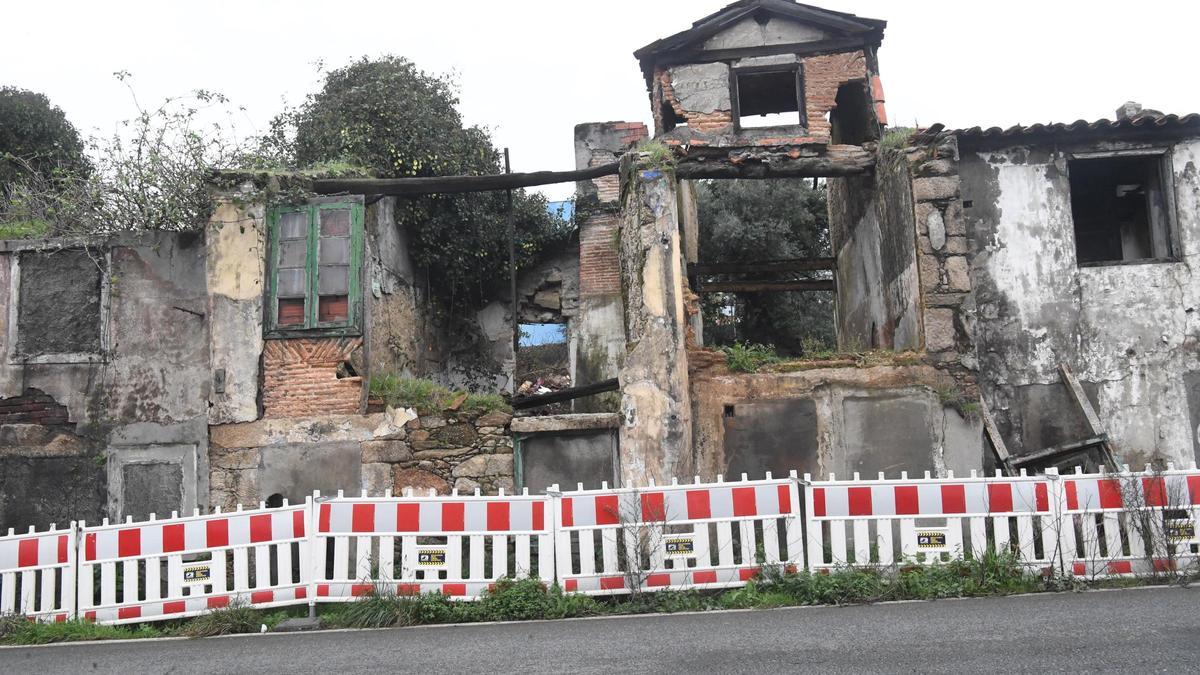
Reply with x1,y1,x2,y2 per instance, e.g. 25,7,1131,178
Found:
1,571,15,614
469,535,485,580
354,536,373,582
785,477,804,566
1123,512,1146,561
100,562,116,606
761,519,781,564
946,517,965,561
1016,515,1036,562
995,516,1011,554
1081,515,1100,563
166,555,183,600
399,535,416,580
332,537,349,582
968,517,988,559
536,533,554,582
376,536,393,583
515,534,531,578
144,555,161,602
19,569,35,613
121,559,138,604
692,523,712,569
852,520,870,565
233,548,250,591
621,527,639,584
278,541,294,587
40,564,57,614
578,530,596,577
62,523,77,618
254,544,272,589
489,535,506,579
897,519,916,562
829,521,848,565
1101,513,1123,559
804,482,825,570
716,521,735,567
600,529,618,573
211,550,227,594
446,535,464,581
649,524,666,571
875,519,894,566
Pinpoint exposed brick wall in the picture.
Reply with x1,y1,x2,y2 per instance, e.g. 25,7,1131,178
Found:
579,213,621,297
802,51,868,141
262,337,363,418
658,68,734,134
0,388,69,425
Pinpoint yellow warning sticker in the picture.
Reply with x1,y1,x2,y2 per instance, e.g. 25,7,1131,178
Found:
917,531,948,549
183,565,211,585
665,537,695,557
417,549,447,567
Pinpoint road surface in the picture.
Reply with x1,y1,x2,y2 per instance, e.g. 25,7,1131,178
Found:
3,586,1197,673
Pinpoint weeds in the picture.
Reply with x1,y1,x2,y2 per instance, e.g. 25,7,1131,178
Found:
0,618,164,645
369,375,511,415
177,603,263,638
722,343,781,373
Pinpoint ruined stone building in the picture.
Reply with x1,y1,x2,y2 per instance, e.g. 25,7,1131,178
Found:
3,0,1200,532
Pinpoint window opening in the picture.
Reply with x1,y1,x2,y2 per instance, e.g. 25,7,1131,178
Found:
735,68,803,129
1068,154,1173,265
268,201,363,335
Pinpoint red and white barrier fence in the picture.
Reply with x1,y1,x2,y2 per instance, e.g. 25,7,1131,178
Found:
805,469,1058,571
4,465,1200,625
312,488,554,601
552,473,802,595
77,500,310,624
0,523,75,622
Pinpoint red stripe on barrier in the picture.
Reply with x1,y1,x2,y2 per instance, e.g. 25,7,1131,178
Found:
987,483,1013,513
1035,483,1049,512
1099,480,1123,509
118,606,141,620
397,503,420,531
1066,481,1079,510
251,590,274,604
84,611,96,622
894,486,919,515
739,568,760,581
1189,476,1200,505
317,585,330,597
207,519,229,548
442,583,467,596
646,574,671,587
1153,559,1176,572
249,514,273,543
1142,477,1167,508
293,509,306,538
1072,563,1086,576
352,584,374,597
54,614,66,623
812,488,826,518
118,528,141,558
686,490,711,519
319,503,331,533
564,579,578,592
57,534,68,563
732,487,757,517
533,501,545,530
207,596,230,609
294,587,307,600
163,524,184,553
777,484,791,514
692,570,718,584
940,484,966,514
17,538,37,567
352,504,375,533
487,502,510,531
599,576,625,590
595,495,619,526
85,533,96,561
1106,561,1132,575
561,498,574,528
641,492,665,522
397,584,420,596
442,503,465,531
848,487,873,516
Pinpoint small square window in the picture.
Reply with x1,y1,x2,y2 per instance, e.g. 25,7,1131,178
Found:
1068,154,1174,265
734,67,804,129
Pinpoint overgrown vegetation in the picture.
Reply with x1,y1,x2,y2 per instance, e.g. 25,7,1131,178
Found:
880,126,916,150
0,87,90,200
722,342,782,373
697,179,834,355
369,374,511,415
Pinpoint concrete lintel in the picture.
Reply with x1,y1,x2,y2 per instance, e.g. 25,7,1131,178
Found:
511,413,620,434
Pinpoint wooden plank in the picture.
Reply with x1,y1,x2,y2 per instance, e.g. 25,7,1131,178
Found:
688,258,836,275
697,280,836,293
979,397,1014,476
511,378,619,410
1058,363,1121,469
1009,435,1108,467
675,149,874,179
312,163,619,196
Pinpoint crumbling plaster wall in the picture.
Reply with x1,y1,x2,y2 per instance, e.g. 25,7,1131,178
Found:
206,200,265,424
960,136,1200,465
690,362,983,480
829,148,922,351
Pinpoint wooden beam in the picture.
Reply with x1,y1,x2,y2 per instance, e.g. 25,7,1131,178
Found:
312,163,619,196
1010,435,1109,467
697,280,835,293
1058,363,1121,470
675,145,875,179
511,378,619,411
979,397,1014,476
689,258,836,276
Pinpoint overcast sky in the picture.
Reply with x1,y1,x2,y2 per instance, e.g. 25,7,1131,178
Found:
5,0,1199,200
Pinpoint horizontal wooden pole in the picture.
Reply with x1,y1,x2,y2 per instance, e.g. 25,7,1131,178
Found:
689,258,836,275
698,280,836,293
511,378,619,410
312,163,619,196
675,144,875,179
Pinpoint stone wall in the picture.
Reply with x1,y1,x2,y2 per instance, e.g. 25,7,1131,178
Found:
209,409,514,509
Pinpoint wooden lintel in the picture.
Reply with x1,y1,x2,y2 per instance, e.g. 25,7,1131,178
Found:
675,145,875,179
312,163,619,196
689,258,836,276
698,280,836,293
511,378,619,411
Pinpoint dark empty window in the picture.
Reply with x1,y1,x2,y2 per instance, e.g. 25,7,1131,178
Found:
17,249,103,357
267,201,363,336
1068,154,1174,265
734,67,804,129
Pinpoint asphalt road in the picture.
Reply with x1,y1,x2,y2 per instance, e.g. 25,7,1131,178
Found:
3,587,1198,674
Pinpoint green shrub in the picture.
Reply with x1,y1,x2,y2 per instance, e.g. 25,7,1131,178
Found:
722,343,781,373
178,603,263,638
369,375,511,415
0,618,163,645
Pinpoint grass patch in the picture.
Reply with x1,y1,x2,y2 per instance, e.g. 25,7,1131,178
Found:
722,343,781,373
880,126,916,150
176,603,263,638
0,617,164,645
369,375,510,415
0,219,50,240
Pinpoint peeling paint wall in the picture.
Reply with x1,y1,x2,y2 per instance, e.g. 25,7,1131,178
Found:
961,136,1200,465
206,200,265,424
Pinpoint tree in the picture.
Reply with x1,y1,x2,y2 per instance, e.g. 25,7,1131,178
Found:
696,179,834,355
271,56,567,309
0,87,89,197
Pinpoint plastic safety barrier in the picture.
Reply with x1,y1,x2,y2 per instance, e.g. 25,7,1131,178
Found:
552,473,803,595
805,470,1057,571
312,489,554,601
0,523,76,622
77,500,311,624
